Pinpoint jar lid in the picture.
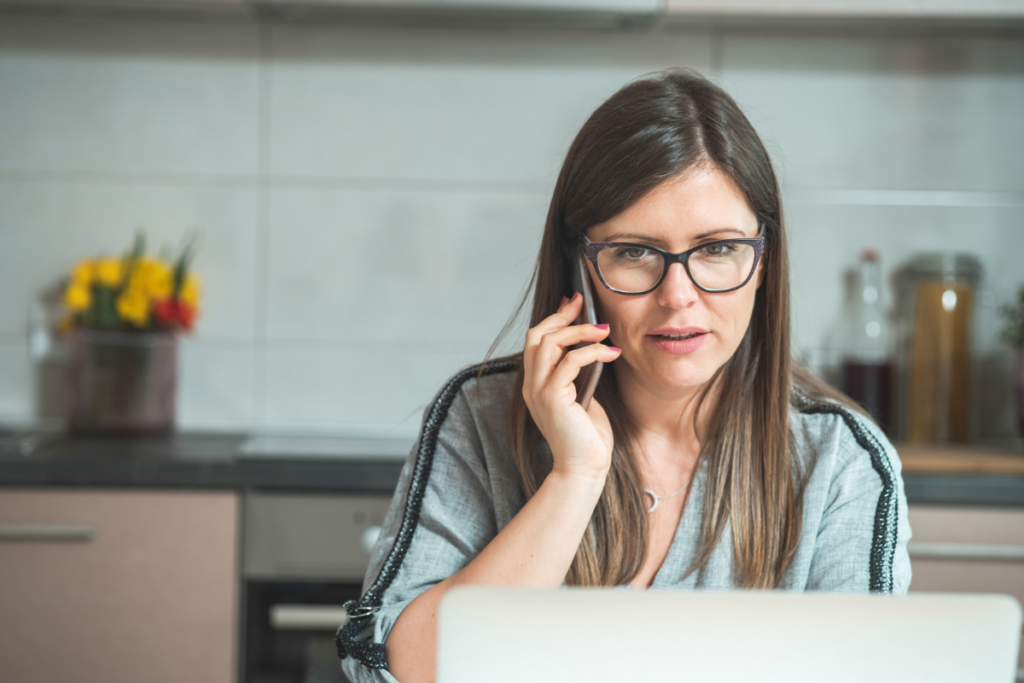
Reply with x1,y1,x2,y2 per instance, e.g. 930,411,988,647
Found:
896,252,982,283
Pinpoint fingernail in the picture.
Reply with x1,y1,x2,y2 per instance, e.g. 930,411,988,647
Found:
559,296,568,307
570,292,581,302
608,347,622,353
595,323,609,330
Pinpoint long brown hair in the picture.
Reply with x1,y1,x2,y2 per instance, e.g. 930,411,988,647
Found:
488,69,847,589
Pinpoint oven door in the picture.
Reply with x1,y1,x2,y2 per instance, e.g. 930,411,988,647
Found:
243,492,390,683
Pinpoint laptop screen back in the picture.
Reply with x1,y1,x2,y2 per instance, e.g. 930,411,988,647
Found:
437,587,1021,683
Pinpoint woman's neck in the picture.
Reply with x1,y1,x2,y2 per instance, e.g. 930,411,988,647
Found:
613,362,717,466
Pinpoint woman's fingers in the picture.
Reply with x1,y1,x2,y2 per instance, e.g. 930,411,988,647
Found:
524,294,582,352
548,343,622,395
529,324,610,393
523,294,584,386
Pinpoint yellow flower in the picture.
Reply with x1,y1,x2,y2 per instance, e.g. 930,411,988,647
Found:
180,273,201,308
71,259,94,285
116,288,150,327
96,257,124,288
130,257,172,299
64,281,92,312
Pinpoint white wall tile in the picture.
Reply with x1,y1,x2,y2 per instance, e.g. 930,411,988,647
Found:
265,186,547,344
720,34,1024,192
0,180,259,340
177,338,257,430
261,342,489,434
0,340,32,425
3,15,1022,434
268,25,712,184
0,15,259,176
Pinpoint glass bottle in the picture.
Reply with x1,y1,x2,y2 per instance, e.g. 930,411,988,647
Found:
841,248,893,435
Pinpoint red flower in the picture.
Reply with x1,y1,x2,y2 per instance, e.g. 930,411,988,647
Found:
152,298,197,332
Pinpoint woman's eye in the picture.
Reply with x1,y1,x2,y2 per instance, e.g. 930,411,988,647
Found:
701,243,734,256
614,247,649,259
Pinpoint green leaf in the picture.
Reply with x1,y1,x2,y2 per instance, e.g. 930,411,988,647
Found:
172,229,201,297
95,286,120,329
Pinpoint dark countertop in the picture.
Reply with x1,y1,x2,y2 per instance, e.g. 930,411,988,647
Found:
0,433,406,494
1,432,1023,505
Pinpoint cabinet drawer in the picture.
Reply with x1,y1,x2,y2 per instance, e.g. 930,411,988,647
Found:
908,506,1024,671
0,488,239,683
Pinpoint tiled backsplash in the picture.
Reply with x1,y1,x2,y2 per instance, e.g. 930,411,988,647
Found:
0,14,1021,439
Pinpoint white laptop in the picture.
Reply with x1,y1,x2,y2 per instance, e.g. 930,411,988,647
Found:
437,587,1021,683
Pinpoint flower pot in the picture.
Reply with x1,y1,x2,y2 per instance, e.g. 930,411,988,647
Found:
65,328,177,434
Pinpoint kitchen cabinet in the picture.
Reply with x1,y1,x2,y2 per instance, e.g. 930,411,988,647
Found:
0,488,239,683
908,505,1024,671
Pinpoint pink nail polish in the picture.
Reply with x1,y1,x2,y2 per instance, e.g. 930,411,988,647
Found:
595,323,609,330
570,291,581,302
608,346,622,353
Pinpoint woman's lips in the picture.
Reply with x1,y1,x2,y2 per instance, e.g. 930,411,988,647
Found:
646,327,709,355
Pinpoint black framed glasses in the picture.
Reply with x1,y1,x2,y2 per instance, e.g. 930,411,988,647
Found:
582,233,766,295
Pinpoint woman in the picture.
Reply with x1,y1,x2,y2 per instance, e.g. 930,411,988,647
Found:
338,69,912,683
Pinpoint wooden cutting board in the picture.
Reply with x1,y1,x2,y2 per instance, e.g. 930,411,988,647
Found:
896,444,1024,475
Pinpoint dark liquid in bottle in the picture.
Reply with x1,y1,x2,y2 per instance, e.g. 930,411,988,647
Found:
842,361,893,436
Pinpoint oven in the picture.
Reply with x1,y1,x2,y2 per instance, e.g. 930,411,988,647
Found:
242,491,391,683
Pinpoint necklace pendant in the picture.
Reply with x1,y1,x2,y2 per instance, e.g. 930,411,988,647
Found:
643,489,659,513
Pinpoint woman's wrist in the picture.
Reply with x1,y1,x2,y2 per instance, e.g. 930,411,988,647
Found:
544,466,609,506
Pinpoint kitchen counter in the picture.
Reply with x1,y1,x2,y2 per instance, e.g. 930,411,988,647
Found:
1,432,1023,504
898,444,1024,507
0,432,406,494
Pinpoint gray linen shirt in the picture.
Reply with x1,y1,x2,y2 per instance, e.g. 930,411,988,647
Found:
340,361,912,683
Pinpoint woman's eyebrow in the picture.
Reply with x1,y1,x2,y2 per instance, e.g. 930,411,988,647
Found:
603,227,750,243
692,227,748,240
602,232,665,244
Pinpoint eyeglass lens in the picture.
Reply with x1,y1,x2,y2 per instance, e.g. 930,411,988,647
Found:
595,242,757,293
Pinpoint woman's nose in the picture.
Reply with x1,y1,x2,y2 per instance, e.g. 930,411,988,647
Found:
656,262,700,309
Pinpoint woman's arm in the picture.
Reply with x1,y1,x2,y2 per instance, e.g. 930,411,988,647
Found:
803,410,912,594
386,294,622,683
385,469,605,683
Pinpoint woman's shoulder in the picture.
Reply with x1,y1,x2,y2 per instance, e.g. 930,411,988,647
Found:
427,358,519,430
414,358,521,465
789,395,903,492
788,395,911,595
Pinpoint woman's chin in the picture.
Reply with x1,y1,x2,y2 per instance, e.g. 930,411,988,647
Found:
626,354,718,395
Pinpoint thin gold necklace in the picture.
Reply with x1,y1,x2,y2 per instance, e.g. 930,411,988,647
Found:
643,484,688,513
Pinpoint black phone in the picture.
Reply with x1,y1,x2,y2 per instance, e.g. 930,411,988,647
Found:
570,253,603,411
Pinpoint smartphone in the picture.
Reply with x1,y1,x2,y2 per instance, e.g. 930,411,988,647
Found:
570,253,604,411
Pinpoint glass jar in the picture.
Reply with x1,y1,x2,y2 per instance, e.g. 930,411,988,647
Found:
65,328,177,434
893,253,981,444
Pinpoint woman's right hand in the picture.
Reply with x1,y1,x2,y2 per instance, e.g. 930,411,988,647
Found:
522,293,622,480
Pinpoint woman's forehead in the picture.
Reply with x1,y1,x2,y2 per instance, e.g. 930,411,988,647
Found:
587,167,758,247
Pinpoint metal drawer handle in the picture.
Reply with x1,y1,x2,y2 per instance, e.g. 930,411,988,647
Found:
909,542,1024,562
269,604,350,630
0,524,97,541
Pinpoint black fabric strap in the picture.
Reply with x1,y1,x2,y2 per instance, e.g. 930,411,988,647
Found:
336,359,519,669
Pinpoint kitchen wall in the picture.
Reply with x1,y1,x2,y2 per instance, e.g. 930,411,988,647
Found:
0,12,1021,439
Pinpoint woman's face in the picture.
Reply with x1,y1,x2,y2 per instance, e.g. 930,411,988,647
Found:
584,165,763,398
